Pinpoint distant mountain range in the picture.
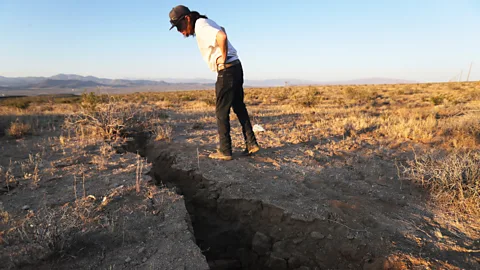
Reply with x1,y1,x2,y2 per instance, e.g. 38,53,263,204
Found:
0,74,172,89
0,74,417,94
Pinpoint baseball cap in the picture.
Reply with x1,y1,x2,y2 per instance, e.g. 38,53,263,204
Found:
169,5,191,30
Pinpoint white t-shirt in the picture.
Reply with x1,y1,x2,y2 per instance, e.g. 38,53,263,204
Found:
194,18,239,73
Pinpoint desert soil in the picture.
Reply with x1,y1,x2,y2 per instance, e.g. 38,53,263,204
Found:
1,83,480,269
132,107,479,270
0,131,209,270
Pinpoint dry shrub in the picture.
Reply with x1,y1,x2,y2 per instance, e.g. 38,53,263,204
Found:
80,92,109,111
200,98,216,107
394,87,420,96
0,98,31,109
429,94,445,105
64,98,160,140
440,115,480,148
464,88,480,101
7,121,32,138
275,87,290,102
154,124,173,142
180,94,195,101
0,209,11,225
188,100,214,109
296,87,320,108
20,153,43,184
90,143,115,170
402,151,480,215
6,200,100,259
447,82,463,91
0,95,80,111
0,164,16,190
381,112,437,141
343,86,377,103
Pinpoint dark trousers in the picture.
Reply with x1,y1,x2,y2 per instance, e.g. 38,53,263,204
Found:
215,62,257,155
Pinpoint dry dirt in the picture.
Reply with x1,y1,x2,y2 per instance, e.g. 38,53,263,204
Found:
128,108,479,270
1,82,480,270
0,132,209,270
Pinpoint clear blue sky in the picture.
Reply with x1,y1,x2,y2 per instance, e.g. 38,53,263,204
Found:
0,0,479,82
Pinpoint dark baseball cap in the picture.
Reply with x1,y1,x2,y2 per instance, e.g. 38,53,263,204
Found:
169,5,191,30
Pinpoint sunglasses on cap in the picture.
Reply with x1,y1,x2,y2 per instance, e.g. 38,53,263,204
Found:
170,15,187,31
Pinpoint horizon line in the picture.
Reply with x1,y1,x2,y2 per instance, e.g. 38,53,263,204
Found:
2,73,478,84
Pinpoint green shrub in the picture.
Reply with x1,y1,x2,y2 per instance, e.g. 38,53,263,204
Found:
80,92,109,111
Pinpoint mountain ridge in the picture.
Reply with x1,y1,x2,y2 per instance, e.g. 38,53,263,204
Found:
0,74,418,90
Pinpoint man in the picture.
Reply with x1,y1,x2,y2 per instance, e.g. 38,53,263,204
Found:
169,5,260,161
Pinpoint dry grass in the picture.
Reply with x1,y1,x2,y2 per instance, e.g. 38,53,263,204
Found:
1,81,479,216
63,94,167,140
1,184,155,263
0,81,479,269
402,150,480,215
9,200,99,256
6,121,32,138
153,124,173,142
0,125,156,266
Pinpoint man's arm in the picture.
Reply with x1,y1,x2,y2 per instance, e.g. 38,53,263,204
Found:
216,27,228,65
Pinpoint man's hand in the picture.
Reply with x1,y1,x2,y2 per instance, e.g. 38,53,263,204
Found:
217,55,226,65
216,27,228,65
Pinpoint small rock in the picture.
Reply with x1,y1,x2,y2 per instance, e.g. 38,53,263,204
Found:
327,234,333,240
347,232,356,240
138,247,146,254
103,177,110,184
142,257,147,263
252,231,271,255
293,238,303,244
267,253,287,270
22,205,30,210
125,257,131,263
310,231,325,240
272,241,290,258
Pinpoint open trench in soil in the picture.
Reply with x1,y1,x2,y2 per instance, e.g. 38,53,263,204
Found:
124,135,382,270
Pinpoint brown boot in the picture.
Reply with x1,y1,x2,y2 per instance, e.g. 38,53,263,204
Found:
240,144,260,156
209,150,233,161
